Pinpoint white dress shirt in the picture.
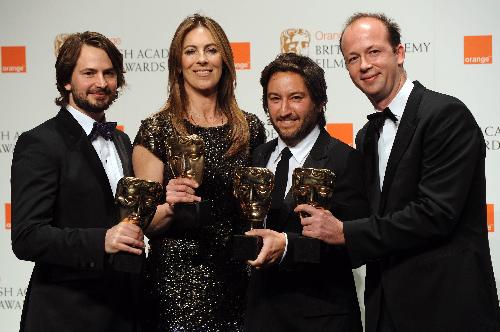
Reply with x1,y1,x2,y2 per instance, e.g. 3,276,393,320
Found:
67,106,124,196
266,125,321,261
266,125,321,198
377,79,414,191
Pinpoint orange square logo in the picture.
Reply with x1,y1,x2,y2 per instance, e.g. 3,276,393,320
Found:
116,125,125,132
230,42,250,70
464,35,492,64
1,46,26,73
5,203,11,230
487,203,494,232
326,123,353,146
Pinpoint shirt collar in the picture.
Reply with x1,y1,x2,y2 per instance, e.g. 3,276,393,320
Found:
274,125,321,164
385,79,414,120
66,105,106,136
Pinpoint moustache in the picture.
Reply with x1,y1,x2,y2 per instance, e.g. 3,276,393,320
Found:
277,115,299,121
88,87,113,95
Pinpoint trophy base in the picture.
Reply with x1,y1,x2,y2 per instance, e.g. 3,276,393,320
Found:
294,236,321,264
170,200,208,233
110,252,144,274
231,235,263,261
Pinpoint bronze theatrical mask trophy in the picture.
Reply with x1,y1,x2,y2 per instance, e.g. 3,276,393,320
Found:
165,134,207,232
113,177,164,273
293,168,336,216
166,134,205,185
232,167,274,260
292,167,336,263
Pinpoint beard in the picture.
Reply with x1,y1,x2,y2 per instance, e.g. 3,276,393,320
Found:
72,87,117,114
270,111,319,147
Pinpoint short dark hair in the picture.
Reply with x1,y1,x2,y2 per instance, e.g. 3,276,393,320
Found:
55,31,125,107
260,52,327,127
339,12,402,54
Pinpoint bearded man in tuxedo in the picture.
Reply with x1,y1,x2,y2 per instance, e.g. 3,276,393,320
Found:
244,52,369,332
11,31,143,332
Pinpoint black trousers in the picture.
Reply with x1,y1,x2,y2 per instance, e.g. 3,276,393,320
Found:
377,291,398,332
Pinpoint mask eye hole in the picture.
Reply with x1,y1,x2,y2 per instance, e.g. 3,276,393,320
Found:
316,186,332,197
297,185,310,195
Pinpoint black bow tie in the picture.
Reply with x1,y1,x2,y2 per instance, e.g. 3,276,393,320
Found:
88,121,117,141
366,107,398,134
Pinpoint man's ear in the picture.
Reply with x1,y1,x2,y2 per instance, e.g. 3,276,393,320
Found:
395,43,405,66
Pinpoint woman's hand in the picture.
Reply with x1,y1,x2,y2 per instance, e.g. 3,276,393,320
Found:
166,178,201,205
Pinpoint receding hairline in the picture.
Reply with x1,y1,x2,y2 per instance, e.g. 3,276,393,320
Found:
341,17,383,39
340,13,401,53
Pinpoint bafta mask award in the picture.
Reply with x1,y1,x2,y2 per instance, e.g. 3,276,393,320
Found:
232,167,274,260
112,177,165,273
166,134,205,184
165,134,207,232
292,168,336,216
291,167,336,263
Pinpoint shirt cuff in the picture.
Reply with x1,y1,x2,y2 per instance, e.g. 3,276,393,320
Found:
278,232,288,264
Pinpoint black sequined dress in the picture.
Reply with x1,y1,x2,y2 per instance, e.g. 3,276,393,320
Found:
134,111,265,332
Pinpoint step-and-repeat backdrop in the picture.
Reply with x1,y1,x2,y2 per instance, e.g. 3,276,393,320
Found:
1,0,499,329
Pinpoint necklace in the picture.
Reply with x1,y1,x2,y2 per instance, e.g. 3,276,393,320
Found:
188,111,225,127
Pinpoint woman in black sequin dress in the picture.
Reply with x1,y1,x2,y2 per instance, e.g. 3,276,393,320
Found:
132,14,266,332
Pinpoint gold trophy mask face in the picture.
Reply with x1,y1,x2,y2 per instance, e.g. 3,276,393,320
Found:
115,177,164,229
292,168,336,216
166,134,205,185
233,167,275,229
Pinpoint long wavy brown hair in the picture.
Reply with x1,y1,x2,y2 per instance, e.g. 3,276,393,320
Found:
162,14,249,157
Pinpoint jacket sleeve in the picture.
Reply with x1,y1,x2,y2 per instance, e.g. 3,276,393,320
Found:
344,100,484,266
11,131,107,271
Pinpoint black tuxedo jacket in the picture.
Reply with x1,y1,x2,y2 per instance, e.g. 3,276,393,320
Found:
344,81,500,331
244,128,369,332
11,109,140,332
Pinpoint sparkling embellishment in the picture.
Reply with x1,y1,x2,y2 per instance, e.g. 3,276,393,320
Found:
134,111,266,331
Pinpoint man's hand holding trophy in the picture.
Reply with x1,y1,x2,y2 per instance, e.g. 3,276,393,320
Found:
232,167,274,261
112,177,164,273
291,168,336,263
231,165,336,266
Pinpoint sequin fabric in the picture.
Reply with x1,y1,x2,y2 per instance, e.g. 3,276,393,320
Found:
134,111,266,332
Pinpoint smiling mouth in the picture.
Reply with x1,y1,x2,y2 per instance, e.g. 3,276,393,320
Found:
194,69,212,77
361,74,379,82
91,93,109,101
89,88,110,97
278,119,298,127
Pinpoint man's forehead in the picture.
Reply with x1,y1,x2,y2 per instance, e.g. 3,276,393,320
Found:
74,45,114,70
345,18,389,40
267,71,307,91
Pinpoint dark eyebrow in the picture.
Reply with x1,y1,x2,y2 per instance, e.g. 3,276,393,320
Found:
183,43,217,49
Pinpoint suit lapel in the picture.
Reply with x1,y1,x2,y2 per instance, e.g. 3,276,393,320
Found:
112,132,132,177
379,81,424,212
360,120,383,213
253,139,277,168
301,128,331,169
55,109,115,206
